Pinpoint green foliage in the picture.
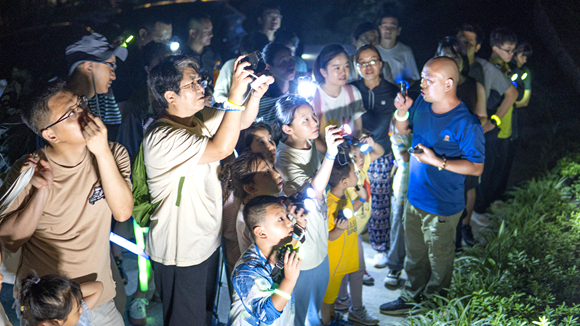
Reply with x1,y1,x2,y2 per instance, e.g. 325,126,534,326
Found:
406,153,580,325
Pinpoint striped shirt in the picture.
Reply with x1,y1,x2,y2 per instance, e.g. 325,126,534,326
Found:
88,93,122,125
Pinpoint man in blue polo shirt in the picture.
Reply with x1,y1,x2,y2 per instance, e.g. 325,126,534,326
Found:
380,56,485,315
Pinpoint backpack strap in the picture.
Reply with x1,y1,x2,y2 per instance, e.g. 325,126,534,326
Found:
312,87,323,119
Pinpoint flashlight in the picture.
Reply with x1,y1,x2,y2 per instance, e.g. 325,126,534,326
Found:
297,76,317,99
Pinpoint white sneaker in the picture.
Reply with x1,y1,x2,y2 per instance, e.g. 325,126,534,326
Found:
383,269,402,286
373,252,388,268
129,298,148,325
348,306,379,325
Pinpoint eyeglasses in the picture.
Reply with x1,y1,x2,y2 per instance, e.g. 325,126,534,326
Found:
180,79,208,90
104,62,117,72
357,60,378,68
42,96,87,131
497,47,515,55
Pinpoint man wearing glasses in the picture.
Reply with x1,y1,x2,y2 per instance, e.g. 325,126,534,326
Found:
66,33,128,141
144,55,272,325
456,25,518,216
0,81,133,325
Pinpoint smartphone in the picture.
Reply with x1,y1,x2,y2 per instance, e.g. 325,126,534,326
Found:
400,81,408,101
408,146,423,154
241,50,265,73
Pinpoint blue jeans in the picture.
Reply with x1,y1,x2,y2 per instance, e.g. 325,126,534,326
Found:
386,195,406,271
294,256,330,326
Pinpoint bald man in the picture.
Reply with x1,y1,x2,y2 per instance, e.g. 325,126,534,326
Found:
380,57,485,315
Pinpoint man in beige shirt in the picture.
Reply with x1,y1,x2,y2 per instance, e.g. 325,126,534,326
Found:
0,81,133,325
144,55,272,326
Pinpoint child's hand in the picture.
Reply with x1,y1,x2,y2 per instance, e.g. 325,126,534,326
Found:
288,204,307,228
335,218,348,230
360,135,376,148
356,185,368,201
325,125,344,157
284,250,301,283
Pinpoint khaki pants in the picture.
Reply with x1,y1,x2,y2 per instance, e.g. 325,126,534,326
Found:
91,299,124,326
403,201,461,301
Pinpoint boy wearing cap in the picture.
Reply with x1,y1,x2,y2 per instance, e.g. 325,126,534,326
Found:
0,81,133,325
66,33,128,141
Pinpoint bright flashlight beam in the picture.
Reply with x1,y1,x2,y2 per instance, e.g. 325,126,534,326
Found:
109,232,149,260
343,208,353,219
342,124,352,135
306,186,316,199
170,42,180,52
360,144,369,152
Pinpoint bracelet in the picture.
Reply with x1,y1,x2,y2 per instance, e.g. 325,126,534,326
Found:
438,155,447,171
325,153,336,161
490,114,501,126
358,197,367,203
223,100,246,112
273,288,292,300
394,110,409,122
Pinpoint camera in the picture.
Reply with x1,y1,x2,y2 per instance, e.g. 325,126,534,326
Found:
336,208,354,222
241,50,266,74
284,186,316,214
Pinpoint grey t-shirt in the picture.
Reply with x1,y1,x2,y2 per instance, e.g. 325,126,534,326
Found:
475,57,512,99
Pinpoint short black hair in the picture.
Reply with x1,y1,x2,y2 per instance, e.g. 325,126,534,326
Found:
436,36,470,77
188,14,211,31
22,80,67,136
242,121,273,150
137,11,172,33
147,55,200,109
328,160,353,188
19,274,83,326
274,29,299,48
243,195,285,239
142,41,171,68
263,43,291,66
514,41,533,57
239,32,270,55
274,95,312,140
490,27,518,48
260,2,282,17
313,44,349,83
457,23,484,45
377,8,401,26
352,22,379,42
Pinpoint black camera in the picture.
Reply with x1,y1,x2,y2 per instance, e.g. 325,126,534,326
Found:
241,50,267,74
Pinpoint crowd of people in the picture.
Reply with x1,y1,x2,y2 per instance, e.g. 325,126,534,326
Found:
0,3,534,326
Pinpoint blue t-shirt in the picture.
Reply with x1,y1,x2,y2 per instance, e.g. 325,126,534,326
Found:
407,96,485,216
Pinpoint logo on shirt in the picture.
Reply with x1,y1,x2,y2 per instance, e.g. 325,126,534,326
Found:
443,135,450,142
89,186,105,205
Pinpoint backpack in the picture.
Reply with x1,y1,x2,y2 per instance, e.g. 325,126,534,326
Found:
131,144,160,227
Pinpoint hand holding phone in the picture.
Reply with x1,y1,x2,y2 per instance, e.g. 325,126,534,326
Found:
408,146,423,154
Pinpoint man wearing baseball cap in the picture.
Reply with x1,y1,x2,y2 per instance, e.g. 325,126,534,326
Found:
66,32,128,141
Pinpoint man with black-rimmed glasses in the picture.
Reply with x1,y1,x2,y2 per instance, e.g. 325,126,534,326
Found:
0,81,133,325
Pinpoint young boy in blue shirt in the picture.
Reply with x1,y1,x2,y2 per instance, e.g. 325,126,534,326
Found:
229,196,306,326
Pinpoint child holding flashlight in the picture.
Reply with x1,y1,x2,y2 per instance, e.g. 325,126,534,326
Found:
321,158,379,326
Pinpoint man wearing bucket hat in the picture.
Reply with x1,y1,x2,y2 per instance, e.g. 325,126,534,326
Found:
66,32,128,141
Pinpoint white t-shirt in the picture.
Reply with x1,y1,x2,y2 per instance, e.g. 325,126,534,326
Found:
143,108,225,266
312,84,365,133
377,42,420,82
236,203,254,254
276,140,328,270
214,58,235,103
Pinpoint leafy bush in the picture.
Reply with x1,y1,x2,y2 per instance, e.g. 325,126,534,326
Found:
404,153,580,325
